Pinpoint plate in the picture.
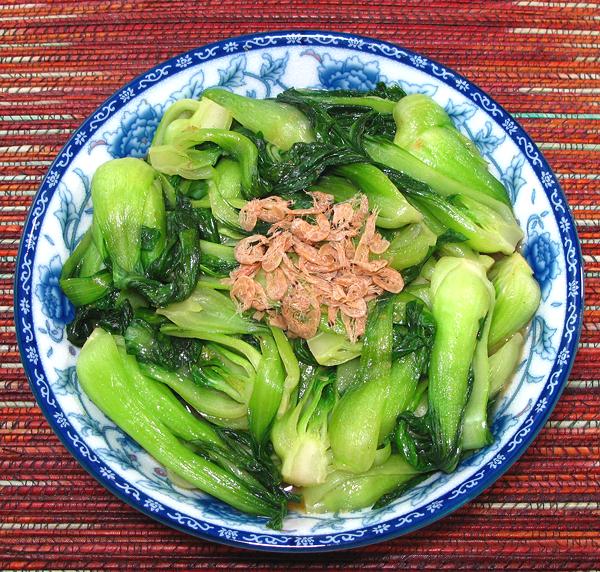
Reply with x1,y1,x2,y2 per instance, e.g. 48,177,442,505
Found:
14,31,584,551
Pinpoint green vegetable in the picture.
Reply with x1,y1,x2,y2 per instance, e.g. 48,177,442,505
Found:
152,97,232,146
66,288,133,348
461,275,495,451
395,257,494,472
148,98,234,180
124,313,256,428
379,353,421,442
380,300,436,441
392,301,436,372
271,367,336,486
119,195,203,307
76,328,285,521
140,362,249,428
245,130,364,199
329,297,394,473
198,240,237,276
293,91,395,113
157,284,264,336
398,183,522,255
124,317,202,371
489,332,524,398
148,145,220,180
309,174,358,201
426,257,493,457
207,159,246,232
380,222,437,270
248,333,285,446
306,330,363,366
213,158,244,206
334,163,422,228
60,273,112,307
60,230,111,306
365,137,514,220
117,343,221,444
91,158,164,276
335,357,360,395
302,455,419,513
151,128,259,198
270,326,301,416
61,83,542,518
392,94,510,206
203,88,315,151
488,253,541,351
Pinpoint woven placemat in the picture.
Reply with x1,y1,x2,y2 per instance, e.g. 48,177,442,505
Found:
1,1,599,569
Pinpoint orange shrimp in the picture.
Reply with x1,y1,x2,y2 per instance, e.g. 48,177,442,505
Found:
372,267,404,293
281,283,321,339
234,235,269,264
230,276,257,312
266,267,288,301
290,213,330,243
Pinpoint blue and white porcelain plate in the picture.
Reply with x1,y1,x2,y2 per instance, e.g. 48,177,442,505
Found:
14,31,584,552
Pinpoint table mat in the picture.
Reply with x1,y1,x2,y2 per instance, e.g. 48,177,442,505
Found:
1,1,598,569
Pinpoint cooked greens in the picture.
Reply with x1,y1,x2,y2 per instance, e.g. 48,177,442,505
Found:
61,83,540,526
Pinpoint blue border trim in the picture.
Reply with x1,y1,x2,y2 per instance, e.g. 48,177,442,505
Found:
14,30,584,552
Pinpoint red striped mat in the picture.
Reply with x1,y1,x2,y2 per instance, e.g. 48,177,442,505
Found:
1,1,599,569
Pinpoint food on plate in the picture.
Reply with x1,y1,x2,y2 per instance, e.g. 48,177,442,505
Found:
60,84,540,526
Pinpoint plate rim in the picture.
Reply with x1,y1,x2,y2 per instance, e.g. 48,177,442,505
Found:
13,29,585,552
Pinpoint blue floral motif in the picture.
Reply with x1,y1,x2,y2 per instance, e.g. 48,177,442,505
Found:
218,527,238,540
35,255,73,341
175,54,192,69
372,524,390,535
19,297,30,315
285,33,303,44
534,316,557,361
53,366,78,397
25,345,39,365
472,121,505,156
556,347,570,366
397,80,438,97
74,131,87,146
445,100,477,127
426,500,444,513
119,87,135,103
169,71,205,101
317,54,380,90
454,78,469,92
99,466,116,480
53,411,69,428
69,412,104,437
523,231,560,301
107,99,162,158
243,53,290,96
223,41,238,53
487,454,506,470
144,498,164,513
260,53,288,84
217,54,246,89
501,155,526,203
46,170,60,188
409,54,427,69
53,169,91,252
534,397,548,413
502,118,517,134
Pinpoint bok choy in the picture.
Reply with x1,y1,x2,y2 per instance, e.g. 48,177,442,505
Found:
59,81,541,523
